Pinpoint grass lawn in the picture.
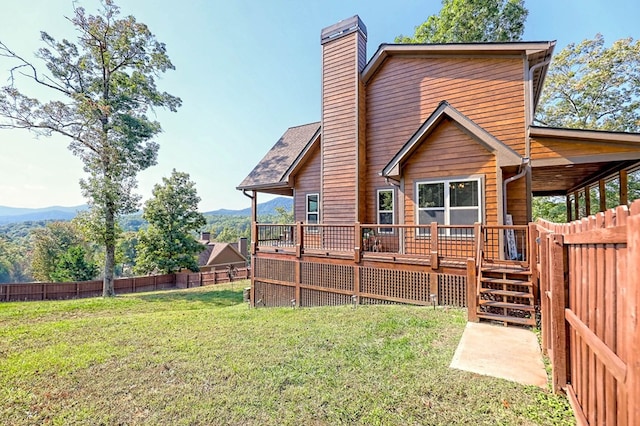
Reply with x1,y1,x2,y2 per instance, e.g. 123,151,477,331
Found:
0,281,574,425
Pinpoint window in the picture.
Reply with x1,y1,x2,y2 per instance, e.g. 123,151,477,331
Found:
377,189,394,233
416,178,481,235
306,193,319,231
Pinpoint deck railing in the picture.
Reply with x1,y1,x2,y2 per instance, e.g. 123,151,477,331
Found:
255,222,529,268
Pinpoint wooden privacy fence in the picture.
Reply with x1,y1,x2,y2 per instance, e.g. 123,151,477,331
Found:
535,200,640,425
0,267,250,302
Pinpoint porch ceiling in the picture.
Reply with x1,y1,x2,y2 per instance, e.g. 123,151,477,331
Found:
531,160,637,196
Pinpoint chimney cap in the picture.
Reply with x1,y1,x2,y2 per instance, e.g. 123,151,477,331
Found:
321,15,367,45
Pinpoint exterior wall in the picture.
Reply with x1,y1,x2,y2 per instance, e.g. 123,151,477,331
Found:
293,143,321,222
504,171,528,225
321,29,366,224
365,56,526,224
402,119,498,225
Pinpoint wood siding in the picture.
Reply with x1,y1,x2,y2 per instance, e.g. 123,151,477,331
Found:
402,119,498,225
531,136,640,160
294,143,321,222
365,56,526,225
322,30,366,224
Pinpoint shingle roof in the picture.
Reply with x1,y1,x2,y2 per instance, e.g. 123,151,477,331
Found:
198,242,247,267
237,122,321,194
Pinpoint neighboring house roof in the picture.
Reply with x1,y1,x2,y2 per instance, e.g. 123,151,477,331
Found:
382,101,522,180
237,122,321,195
198,242,247,267
362,41,555,109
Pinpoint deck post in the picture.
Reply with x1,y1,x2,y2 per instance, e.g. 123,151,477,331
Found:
466,258,478,322
296,222,303,258
354,222,361,263
549,233,568,393
294,260,301,308
528,222,539,304
430,222,439,269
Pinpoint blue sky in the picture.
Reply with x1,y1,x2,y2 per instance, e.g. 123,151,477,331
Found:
0,0,638,211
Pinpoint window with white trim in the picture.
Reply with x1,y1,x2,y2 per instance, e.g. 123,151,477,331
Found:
377,189,394,234
306,193,319,231
416,178,481,236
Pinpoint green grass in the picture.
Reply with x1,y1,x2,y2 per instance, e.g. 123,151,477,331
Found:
0,282,574,425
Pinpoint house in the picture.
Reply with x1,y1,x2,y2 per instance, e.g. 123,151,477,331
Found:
237,16,640,322
197,233,248,273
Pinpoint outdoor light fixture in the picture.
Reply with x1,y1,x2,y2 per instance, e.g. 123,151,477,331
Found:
430,293,437,310
351,294,358,309
290,298,296,308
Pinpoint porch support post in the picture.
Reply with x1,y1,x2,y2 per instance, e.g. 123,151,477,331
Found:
566,195,572,222
599,179,607,212
549,233,568,393
466,258,478,322
354,222,361,263
573,191,580,220
250,190,257,308
584,187,591,216
620,169,628,206
430,222,439,269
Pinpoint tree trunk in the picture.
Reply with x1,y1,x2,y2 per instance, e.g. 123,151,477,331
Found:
103,206,116,297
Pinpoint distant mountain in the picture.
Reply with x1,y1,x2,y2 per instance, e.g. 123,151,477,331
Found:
0,205,89,225
205,197,292,217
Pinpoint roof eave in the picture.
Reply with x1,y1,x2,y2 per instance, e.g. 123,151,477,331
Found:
530,126,640,145
362,41,556,84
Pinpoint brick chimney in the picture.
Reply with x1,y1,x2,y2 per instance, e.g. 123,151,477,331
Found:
320,16,367,224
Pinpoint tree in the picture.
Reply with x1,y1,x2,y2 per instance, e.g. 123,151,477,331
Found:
274,206,294,224
31,221,83,282
534,35,640,220
50,245,99,282
0,1,180,296
536,35,640,132
396,0,527,43
134,170,206,274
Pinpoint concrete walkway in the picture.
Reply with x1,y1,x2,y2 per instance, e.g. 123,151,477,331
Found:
449,322,548,388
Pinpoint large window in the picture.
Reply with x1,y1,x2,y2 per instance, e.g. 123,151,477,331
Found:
306,193,319,229
377,189,394,233
416,178,481,235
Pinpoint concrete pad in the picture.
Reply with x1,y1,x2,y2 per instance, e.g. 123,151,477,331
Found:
449,322,547,388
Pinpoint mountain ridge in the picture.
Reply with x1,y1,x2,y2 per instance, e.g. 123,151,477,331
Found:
0,197,292,225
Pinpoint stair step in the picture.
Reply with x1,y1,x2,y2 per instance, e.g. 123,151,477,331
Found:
479,288,533,298
477,312,536,326
481,267,532,275
480,277,533,287
479,300,535,311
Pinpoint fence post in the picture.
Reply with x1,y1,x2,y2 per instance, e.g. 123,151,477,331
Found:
549,233,568,393
430,222,439,269
354,222,361,263
466,258,478,322
42,283,46,301
539,229,551,356
625,206,640,423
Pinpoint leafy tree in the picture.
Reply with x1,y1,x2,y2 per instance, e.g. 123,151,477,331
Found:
274,206,294,224
50,245,99,282
536,35,640,132
31,221,83,282
0,1,180,296
396,0,527,43
134,170,206,274
534,35,640,221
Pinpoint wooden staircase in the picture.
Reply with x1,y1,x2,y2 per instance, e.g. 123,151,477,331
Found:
475,261,536,326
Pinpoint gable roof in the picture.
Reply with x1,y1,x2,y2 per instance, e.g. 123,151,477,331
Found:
362,41,555,109
198,242,247,267
237,122,321,195
381,101,522,180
